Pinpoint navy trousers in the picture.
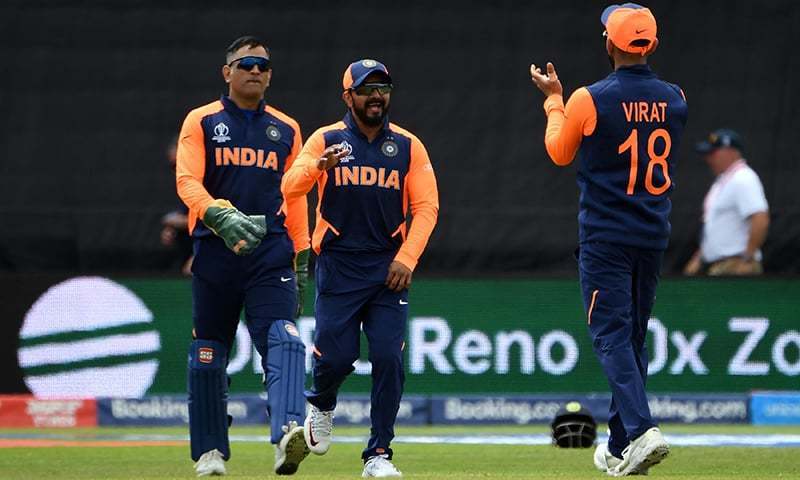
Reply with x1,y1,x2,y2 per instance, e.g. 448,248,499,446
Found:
578,242,662,458
191,234,301,446
305,251,408,461
191,235,297,348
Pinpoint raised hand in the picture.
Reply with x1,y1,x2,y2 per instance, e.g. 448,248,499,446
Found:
316,143,351,171
530,62,563,97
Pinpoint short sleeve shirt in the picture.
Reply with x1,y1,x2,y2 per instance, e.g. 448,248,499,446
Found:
701,159,768,262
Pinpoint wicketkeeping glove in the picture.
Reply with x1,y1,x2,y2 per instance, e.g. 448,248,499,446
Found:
294,248,310,318
202,199,267,255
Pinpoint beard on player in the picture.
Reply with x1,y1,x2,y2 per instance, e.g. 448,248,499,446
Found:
353,98,389,127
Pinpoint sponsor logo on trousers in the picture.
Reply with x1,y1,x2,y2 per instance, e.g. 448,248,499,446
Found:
198,347,214,364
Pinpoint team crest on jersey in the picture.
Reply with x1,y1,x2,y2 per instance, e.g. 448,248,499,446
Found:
381,140,398,157
266,125,282,142
337,141,355,164
211,122,231,143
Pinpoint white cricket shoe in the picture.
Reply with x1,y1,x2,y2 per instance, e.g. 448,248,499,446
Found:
194,448,226,477
594,442,623,473
274,421,310,475
611,427,669,476
362,454,402,477
304,404,334,455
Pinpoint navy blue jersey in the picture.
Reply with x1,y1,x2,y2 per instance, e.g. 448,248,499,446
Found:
581,66,688,249
316,114,411,254
283,112,439,271
176,96,307,246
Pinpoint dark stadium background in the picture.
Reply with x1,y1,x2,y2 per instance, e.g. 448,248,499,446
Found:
1,0,798,275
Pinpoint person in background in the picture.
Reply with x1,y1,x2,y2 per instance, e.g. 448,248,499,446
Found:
683,129,769,276
160,136,193,275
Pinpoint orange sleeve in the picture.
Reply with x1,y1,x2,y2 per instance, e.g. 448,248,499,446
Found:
394,138,439,271
282,123,311,252
281,129,326,199
541,87,597,167
176,110,215,234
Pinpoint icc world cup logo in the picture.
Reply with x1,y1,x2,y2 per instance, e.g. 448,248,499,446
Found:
212,122,231,143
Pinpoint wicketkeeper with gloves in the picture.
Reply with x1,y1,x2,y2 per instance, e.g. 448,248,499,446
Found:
176,35,311,477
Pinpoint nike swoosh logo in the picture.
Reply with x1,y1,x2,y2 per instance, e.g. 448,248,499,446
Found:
281,277,293,282
635,29,647,34
399,300,408,305
309,429,319,446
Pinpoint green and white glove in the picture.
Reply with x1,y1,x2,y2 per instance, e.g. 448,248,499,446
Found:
294,249,310,318
203,199,266,256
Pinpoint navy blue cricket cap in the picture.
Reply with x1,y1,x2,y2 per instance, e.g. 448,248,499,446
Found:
342,59,392,91
695,128,744,154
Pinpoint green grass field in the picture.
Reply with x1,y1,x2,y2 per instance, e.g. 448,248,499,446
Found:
1,424,798,479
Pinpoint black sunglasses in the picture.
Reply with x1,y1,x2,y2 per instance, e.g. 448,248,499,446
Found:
352,83,393,96
228,56,271,72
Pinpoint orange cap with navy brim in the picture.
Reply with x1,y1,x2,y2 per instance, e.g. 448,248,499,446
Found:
342,59,391,91
601,3,658,55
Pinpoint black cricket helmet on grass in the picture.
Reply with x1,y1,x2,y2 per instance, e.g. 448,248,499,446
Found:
551,401,597,448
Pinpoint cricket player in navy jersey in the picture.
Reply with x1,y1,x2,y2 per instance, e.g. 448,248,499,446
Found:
282,59,439,477
530,4,687,476
176,36,311,477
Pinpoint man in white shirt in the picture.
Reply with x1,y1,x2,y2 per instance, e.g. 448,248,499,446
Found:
684,129,769,276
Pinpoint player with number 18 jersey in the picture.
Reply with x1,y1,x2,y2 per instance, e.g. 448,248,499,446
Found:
530,3,687,476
